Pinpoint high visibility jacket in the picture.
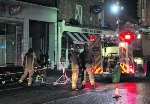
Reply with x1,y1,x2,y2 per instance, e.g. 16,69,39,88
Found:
23,52,36,70
112,63,121,83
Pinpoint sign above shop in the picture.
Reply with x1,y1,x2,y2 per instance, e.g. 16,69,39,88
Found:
73,41,87,44
81,28,101,34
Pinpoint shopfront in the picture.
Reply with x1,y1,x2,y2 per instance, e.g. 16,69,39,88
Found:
0,20,23,66
58,20,101,69
0,1,57,66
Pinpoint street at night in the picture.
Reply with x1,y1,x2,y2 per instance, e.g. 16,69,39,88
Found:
1,0,150,104
0,75,150,104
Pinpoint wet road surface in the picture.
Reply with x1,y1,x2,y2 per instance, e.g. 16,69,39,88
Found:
0,74,150,104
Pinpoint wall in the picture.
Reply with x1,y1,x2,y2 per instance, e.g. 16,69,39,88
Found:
11,1,57,54
138,0,150,26
49,23,57,66
6,1,57,22
145,0,150,26
58,0,102,28
142,35,150,56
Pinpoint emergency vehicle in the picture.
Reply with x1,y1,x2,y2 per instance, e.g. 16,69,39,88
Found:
90,30,145,78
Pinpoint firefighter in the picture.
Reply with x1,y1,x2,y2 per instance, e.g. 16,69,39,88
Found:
19,48,37,86
82,43,95,89
79,46,86,89
69,45,80,90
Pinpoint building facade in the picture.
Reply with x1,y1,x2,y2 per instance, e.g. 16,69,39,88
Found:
0,0,110,70
56,0,105,69
138,0,150,26
58,0,104,28
137,0,150,57
0,0,57,66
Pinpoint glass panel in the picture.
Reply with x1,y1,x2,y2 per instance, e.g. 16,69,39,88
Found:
6,24,16,65
16,25,23,65
0,22,23,66
0,22,6,65
0,36,6,65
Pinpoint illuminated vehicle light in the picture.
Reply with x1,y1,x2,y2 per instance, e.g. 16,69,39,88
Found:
119,31,137,44
125,35,131,39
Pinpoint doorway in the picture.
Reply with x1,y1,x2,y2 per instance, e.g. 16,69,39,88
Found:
29,20,49,62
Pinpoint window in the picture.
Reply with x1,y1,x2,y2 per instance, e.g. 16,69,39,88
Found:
75,4,83,24
0,23,5,35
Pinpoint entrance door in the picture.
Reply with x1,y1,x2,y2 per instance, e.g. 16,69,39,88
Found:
29,20,49,63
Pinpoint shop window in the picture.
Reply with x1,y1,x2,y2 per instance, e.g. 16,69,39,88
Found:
0,23,23,65
0,23,5,35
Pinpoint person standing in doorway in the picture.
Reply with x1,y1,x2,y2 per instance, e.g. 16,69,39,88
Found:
19,48,37,86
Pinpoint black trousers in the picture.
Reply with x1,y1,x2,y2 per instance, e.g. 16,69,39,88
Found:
80,67,86,83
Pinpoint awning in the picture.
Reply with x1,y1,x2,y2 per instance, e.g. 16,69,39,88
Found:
63,31,89,44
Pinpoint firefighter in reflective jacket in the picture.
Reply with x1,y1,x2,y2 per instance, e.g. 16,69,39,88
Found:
82,43,95,89
69,45,80,90
19,48,36,86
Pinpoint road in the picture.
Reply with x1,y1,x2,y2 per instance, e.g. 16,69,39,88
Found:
0,74,150,104
44,82,150,104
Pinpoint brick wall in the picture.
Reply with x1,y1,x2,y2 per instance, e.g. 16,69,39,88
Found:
142,35,150,56
145,0,150,26
138,0,150,26
58,0,102,28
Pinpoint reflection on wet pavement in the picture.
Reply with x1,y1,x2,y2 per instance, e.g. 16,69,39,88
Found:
46,82,150,104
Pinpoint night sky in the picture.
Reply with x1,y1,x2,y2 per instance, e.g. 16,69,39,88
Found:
104,0,138,29
123,0,138,22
